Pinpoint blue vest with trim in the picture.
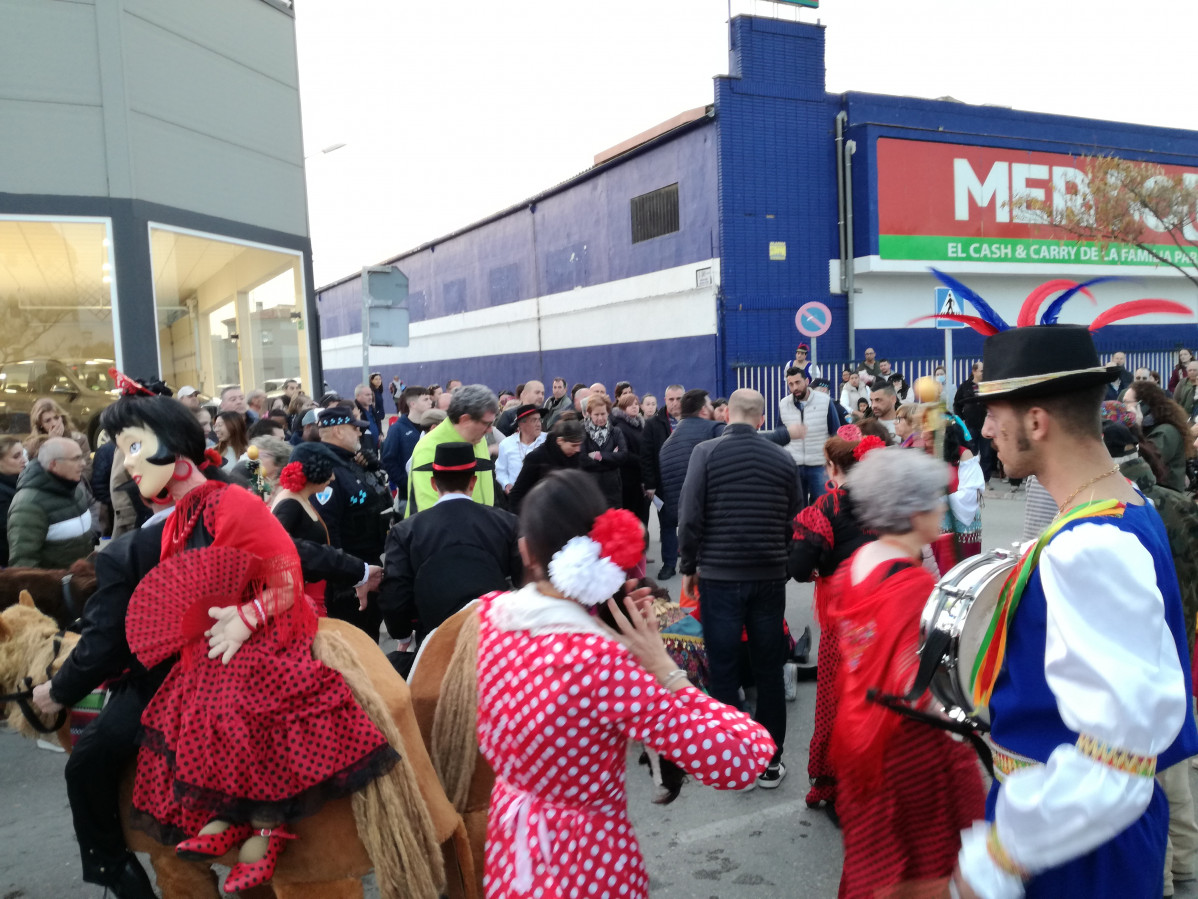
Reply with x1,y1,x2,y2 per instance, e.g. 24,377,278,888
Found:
988,501,1198,770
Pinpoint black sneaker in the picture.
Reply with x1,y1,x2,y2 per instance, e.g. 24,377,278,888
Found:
757,761,786,789
656,565,676,580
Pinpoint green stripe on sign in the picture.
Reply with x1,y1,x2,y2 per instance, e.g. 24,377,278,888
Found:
879,234,1196,267
773,0,819,6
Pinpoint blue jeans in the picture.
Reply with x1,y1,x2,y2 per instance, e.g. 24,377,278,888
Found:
799,464,828,507
659,523,678,570
699,577,787,762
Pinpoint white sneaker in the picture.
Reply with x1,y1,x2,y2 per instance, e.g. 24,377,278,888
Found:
37,738,65,753
783,662,798,702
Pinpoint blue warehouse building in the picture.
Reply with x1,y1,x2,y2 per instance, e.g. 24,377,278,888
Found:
316,15,1198,401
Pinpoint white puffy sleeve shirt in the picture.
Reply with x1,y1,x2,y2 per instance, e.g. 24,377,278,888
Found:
959,521,1188,899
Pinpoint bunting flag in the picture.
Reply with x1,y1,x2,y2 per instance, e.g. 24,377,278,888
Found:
969,499,1125,712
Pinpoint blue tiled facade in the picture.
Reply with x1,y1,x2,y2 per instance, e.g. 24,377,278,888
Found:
317,14,1198,398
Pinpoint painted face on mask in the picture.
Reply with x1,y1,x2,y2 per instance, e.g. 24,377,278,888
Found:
117,426,175,503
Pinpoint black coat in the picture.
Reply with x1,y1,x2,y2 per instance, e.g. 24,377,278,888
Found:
380,498,521,642
0,471,16,567
657,417,723,525
49,520,171,707
678,423,801,580
314,443,393,564
611,413,648,520
582,425,627,509
507,437,582,513
640,408,674,492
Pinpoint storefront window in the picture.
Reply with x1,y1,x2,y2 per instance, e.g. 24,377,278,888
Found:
0,216,119,437
149,224,311,405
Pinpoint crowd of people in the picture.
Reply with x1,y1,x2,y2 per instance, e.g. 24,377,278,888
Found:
6,318,1198,899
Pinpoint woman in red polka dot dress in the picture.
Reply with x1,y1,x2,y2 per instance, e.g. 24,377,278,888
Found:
106,390,397,895
476,471,776,899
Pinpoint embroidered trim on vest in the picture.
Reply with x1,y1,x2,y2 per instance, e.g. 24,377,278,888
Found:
1076,733,1157,778
988,739,1040,783
986,826,1029,880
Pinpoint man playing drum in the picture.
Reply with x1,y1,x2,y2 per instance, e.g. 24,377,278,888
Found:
923,278,1198,899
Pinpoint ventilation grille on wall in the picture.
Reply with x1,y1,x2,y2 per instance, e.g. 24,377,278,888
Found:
630,183,680,244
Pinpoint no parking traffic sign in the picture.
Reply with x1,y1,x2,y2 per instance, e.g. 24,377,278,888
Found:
795,302,831,338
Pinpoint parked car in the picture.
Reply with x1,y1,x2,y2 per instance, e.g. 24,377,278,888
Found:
0,358,119,442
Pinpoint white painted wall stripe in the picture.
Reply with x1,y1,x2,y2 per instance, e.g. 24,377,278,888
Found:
322,259,720,370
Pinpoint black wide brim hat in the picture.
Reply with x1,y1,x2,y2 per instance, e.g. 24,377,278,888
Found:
971,324,1119,402
413,440,494,473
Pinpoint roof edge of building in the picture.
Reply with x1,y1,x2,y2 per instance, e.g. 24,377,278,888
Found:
316,105,716,295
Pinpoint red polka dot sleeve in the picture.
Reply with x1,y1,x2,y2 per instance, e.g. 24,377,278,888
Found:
594,648,776,790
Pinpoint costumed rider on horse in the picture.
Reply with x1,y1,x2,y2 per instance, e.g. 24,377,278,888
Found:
33,373,399,898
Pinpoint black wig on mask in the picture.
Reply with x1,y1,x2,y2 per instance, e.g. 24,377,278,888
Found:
101,395,224,480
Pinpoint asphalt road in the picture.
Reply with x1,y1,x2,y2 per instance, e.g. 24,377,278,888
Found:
3,486,1196,897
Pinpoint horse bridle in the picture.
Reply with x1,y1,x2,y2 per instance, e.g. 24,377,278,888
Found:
0,631,69,735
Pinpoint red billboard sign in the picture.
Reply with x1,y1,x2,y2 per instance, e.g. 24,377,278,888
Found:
876,138,1198,266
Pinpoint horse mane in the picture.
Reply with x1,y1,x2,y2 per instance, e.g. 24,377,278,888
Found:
0,596,77,740
430,608,481,812
311,627,446,899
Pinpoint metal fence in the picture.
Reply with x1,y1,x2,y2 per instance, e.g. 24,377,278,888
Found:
737,349,1183,431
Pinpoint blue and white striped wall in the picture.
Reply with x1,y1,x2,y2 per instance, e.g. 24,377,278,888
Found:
320,258,721,398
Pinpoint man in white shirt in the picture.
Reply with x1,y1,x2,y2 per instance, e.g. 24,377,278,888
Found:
495,404,547,495
778,366,837,505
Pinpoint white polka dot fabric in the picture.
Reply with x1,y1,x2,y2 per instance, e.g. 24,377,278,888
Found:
476,592,776,898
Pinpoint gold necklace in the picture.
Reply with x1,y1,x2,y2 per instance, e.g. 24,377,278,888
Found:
1055,464,1120,518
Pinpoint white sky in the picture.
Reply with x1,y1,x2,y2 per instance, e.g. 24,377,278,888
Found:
295,0,1198,288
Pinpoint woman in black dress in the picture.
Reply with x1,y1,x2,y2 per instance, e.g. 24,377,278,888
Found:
270,442,341,617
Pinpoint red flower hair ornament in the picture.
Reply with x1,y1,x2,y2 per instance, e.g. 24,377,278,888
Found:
852,435,885,462
198,447,224,471
548,508,646,606
278,461,308,492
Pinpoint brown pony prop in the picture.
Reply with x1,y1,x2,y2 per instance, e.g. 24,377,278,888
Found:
407,603,491,899
0,594,478,899
0,558,97,627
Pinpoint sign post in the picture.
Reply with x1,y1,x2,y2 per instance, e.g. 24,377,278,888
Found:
361,265,411,387
795,301,832,376
934,287,965,395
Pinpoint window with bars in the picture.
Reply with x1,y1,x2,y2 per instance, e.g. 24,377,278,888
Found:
630,183,679,243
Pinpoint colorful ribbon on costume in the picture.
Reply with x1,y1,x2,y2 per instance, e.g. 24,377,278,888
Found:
970,499,1125,711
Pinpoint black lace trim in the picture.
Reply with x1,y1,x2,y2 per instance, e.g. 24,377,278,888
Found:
132,729,399,843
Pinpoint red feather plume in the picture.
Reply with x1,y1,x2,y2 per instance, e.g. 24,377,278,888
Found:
1088,300,1192,331
1017,280,1092,327
906,314,1000,336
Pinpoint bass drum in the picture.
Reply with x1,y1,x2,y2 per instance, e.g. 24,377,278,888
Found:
918,544,1027,729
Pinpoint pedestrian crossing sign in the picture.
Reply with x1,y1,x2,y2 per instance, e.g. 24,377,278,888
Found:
934,287,966,329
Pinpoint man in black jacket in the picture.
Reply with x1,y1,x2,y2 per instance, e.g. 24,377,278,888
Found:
379,443,519,672
641,384,685,578
677,389,800,789
313,407,393,639
656,389,720,579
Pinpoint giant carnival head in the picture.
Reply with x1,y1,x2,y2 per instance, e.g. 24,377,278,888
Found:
100,371,221,504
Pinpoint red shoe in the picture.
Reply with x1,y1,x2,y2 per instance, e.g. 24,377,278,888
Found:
222,826,297,894
176,823,252,861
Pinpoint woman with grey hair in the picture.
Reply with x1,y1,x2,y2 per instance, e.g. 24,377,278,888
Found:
828,448,985,898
